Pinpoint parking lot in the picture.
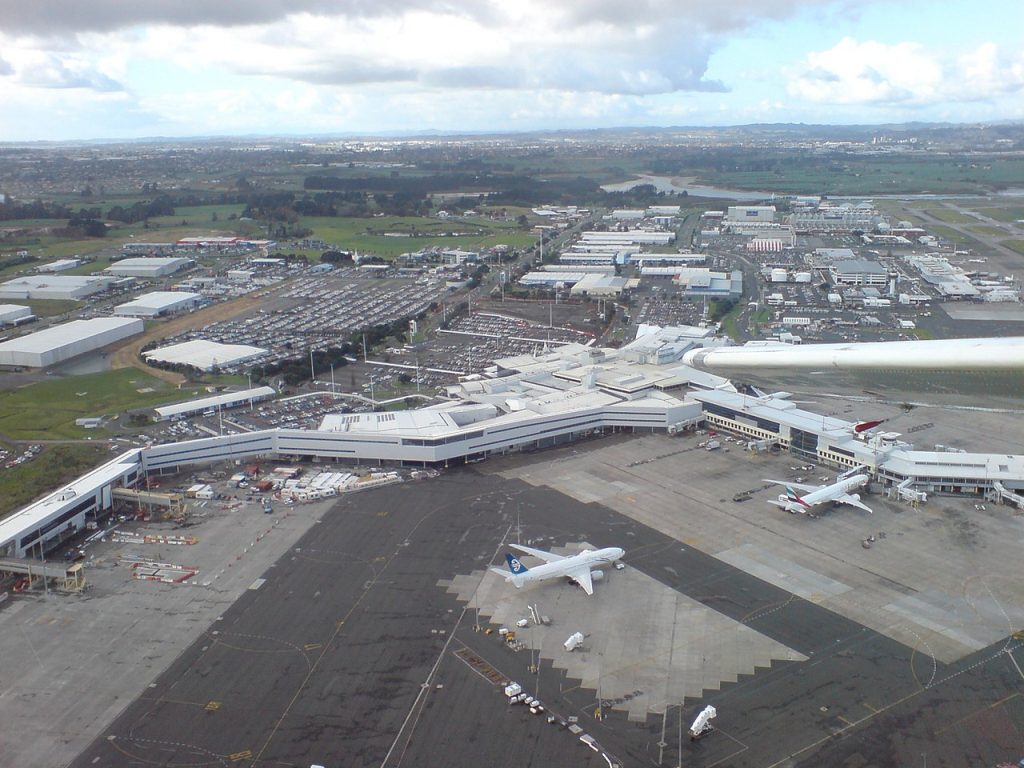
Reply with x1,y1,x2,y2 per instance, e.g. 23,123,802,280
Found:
151,272,448,373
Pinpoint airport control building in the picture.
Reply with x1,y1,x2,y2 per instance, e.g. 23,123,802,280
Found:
3,328,1024,558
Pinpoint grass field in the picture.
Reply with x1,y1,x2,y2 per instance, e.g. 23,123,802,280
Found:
967,225,1009,237
297,215,536,258
700,157,1024,196
0,369,208,440
971,206,1024,223
26,299,84,317
923,208,976,224
926,224,972,244
0,443,112,519
1002,240,1024,256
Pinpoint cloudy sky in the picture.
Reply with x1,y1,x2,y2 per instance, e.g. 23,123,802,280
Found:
0,0,1021,141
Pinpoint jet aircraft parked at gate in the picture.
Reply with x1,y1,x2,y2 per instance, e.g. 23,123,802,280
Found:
763,474,872,515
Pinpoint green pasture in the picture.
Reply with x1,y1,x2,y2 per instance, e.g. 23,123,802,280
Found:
0,443,112,519
297,216,536,258
923,208,976,224
26,299,84,318
699,157,1024,196
967,225,1009,237
971,206,1024,223
0,369,207,440
1002,240,1024,256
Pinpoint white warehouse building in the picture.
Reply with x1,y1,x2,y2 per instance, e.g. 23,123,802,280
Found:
114,291,203,318
144,339,267,371
0,317,144,368
153,387,277,421
106,257,194,278
0,275,113,301
0,304,34,325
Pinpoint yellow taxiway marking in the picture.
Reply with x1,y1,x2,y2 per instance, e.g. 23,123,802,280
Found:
862,701,880,713
229,750,252,761
304,643,323,651
205,701,221,711
836,715,853,726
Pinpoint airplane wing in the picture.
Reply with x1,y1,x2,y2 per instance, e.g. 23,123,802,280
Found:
763,479,819,493
839,494,873,513
489,566,512,580
510,543,567,563
567,566,594,596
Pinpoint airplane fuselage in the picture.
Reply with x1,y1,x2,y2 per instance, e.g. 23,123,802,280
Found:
512,547,623,585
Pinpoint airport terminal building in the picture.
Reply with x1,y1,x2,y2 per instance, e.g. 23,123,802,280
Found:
3,330,1024,558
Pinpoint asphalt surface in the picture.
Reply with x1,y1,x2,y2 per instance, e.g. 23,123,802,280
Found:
69,466,1024,768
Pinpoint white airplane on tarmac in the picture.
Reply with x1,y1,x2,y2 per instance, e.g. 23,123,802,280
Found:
763,474,872,515
490,543,625,596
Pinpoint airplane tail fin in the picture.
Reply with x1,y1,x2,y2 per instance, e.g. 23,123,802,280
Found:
506,553,529,575
785,487,812,510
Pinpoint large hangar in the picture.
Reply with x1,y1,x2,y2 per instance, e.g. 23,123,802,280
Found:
106,257,193,278
114,291,202,318
144,339,267,371
0,317,144,368
0,275,112,301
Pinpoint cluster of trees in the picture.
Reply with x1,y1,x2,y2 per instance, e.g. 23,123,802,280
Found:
0,197,75,222
62,208,108,238
707,298,737,322
250,345,353,387
106,196,175,224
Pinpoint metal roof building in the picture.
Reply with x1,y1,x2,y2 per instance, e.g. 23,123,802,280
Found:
114,291,202,318
144,339,267,371
0,275,112,301
831,260,888,286
106,257,194,278
0,304,33,325
5,334,1024,559
0,317,143,368
153,387,276,421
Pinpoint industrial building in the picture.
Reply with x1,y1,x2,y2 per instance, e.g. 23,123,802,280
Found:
830,259,889,287
558,253,617,266
5,331,1024,558
106,257,194,278
634,254,706,267
0,275,113,301
144,339,267,371
726,205,775,222
0,304,34,326
569,274,631,297
114,291,203,318
640,267,744,297
576,230,674,246
152,387,276,421
38,258,81,273
518,271,589,287
0,317,143,368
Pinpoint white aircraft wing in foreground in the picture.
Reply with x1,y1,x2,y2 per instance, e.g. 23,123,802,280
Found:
763,473,873,515
488,543,624,596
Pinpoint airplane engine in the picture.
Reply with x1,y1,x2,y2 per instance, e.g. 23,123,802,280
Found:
850,493,861,501
590,570,605,582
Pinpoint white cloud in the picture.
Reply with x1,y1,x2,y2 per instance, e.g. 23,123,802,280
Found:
788,37,1024,106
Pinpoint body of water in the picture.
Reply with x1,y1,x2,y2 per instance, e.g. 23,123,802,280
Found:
600,174,773,201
